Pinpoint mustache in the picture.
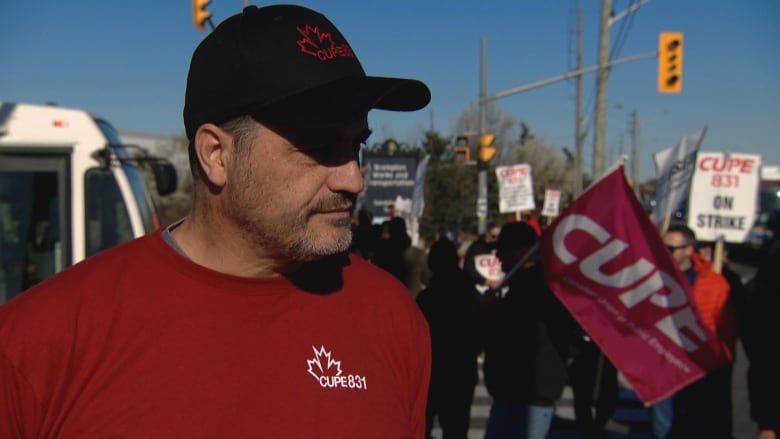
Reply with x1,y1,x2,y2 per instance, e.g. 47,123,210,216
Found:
312,192,357,212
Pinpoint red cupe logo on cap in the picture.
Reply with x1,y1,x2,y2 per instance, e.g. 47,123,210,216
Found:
296,24,355,61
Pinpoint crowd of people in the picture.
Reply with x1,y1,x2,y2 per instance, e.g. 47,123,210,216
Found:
350,209,778,439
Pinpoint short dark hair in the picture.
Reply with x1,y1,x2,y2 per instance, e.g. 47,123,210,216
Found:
187,116,257,180
666,223,696,245
497,222,538,250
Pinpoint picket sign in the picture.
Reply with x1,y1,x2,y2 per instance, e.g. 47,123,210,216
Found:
687,152,761,243
541,189,561,218
496,164,535,213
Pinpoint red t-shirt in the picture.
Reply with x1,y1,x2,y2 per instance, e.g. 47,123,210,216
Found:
0,231,431,438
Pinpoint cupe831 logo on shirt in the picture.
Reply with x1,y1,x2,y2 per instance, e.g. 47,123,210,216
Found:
307,345,368,390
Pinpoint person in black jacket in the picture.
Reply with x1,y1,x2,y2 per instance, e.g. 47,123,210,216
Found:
742,214,780,439
417,236,482,439
481,222,577,439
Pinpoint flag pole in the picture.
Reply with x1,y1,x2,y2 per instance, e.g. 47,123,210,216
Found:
496,242,540,290
712,235,725,274
660,213,671,235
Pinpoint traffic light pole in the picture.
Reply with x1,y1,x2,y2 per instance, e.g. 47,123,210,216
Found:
476,0,654,233
480,52,656,104
475,51,655,231
476,0,651,219
481,51,656,105
477,38,489,234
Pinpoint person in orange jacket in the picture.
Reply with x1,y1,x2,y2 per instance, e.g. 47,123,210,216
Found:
650,223,736,439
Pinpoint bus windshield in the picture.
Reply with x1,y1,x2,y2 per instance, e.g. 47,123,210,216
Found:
95,118,160,233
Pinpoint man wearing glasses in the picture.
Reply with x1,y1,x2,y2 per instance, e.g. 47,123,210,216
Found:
651,223,736,439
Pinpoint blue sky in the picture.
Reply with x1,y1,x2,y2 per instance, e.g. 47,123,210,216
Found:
2,0,778,182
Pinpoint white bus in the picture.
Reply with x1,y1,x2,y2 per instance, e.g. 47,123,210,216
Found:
0,101,177,303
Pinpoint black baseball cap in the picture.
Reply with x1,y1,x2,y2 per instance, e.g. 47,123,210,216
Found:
183,4,431,140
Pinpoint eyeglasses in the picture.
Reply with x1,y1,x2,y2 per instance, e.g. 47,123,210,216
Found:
665,244,688,253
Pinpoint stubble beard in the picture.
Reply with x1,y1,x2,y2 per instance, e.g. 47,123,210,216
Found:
228,164,353,263
290,193,357,260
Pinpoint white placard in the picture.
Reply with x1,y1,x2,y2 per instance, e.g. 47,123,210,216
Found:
687,152,761,243
496,164,535,213
541,189,561,217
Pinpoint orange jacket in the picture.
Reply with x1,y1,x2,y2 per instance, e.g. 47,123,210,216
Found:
690,253,736,358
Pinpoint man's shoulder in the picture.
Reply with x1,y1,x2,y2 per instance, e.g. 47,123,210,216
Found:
465,237,484,251
694,266,731,295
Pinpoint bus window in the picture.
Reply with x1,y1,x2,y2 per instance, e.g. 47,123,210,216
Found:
0,152,69,303
84,168,133,257
0,170,63,302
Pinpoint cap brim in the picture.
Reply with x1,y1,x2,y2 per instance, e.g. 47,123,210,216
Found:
250,76,431,128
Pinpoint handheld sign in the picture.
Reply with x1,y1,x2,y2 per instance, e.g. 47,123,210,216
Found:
687,152,761,243
542,189,561,217
496,164,535,213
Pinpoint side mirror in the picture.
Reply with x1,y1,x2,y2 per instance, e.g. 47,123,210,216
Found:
153,162,178,196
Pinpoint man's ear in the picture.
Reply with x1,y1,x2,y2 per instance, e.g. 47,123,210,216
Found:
193,123,228,187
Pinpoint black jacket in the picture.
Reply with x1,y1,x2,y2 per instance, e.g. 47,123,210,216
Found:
481,263,577,404
417,268,481,390
743,239,780,432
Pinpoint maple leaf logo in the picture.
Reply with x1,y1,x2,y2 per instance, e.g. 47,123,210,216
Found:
296,25,336,58
295,24,355,61
307,345,343,379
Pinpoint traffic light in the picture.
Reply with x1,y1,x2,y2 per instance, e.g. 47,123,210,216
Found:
658,32,683,93
478,133,497,163
193,0,212,32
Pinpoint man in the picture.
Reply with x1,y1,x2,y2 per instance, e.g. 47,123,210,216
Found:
372,217,431,298
743,214,780,439
481,222,577,439
0,5,432,438
651,223,735,439
462,220,504,294
416,237,481,439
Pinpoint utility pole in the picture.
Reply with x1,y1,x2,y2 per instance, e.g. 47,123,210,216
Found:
473,0,649,221
593,0,612,177
631,110,640,190
574,8,584,196
477,37,488,234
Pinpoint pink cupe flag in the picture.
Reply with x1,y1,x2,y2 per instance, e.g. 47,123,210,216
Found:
540,164,731,406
